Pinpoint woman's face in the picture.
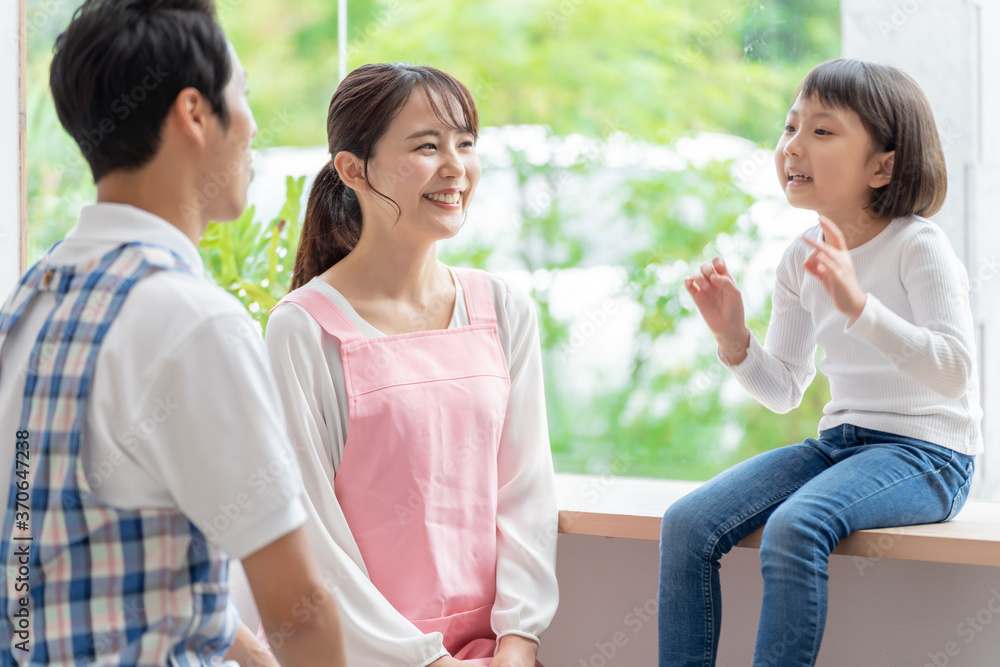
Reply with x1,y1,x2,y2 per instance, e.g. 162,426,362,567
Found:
362,87,481,242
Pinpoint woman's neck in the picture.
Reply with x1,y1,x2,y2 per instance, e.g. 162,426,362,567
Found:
320,228,451,308
320,233,457,335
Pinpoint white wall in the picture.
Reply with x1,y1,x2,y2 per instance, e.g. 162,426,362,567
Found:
842,0,978,260
0,0,22,297
541,534,1000,667
842,0,1000,500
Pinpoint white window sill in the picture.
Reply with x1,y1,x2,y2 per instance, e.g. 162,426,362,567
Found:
556,473,1000,567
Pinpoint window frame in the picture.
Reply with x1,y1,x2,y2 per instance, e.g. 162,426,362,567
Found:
19,0,26,275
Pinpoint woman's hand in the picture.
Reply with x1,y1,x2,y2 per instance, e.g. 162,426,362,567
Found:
802,217,867,324
684,256,750,365
489,634,538,667
429,657,482,666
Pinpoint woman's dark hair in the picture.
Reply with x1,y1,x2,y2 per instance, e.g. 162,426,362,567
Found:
50,0,232,182
292,63,479,290
795,58,947,219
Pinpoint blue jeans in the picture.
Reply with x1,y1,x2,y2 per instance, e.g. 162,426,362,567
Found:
657,424,975,667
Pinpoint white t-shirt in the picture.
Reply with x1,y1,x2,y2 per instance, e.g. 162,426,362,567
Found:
725,216,983,454
0,203,307,560
262,271,559,667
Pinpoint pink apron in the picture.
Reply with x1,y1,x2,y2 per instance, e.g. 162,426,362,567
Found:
283,269,514,664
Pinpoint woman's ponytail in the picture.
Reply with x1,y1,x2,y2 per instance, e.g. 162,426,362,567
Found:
291,160,362,290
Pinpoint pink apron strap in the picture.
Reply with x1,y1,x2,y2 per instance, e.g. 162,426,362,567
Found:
274,286,366,345
454,268,496,326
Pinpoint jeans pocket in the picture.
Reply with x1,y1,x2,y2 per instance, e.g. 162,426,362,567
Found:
943,461,975,522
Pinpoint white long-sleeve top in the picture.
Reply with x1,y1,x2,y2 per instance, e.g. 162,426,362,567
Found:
723,216,983,454
263,270,559,667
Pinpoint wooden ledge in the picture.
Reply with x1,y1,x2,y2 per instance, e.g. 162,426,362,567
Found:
556,473,1000,568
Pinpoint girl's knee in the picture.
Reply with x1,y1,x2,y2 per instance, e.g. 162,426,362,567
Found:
759,500,834,563
659,493,727,554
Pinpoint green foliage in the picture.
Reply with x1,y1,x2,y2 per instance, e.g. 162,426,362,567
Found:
742,0,841,64
27,0,841,481
25,53,96,263
221,0,840,147
197,176,305,333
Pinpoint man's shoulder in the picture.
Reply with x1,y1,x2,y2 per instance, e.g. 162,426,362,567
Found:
135,268,248,318
121,268,258,344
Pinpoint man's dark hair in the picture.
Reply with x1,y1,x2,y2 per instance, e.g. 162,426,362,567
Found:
50,0,233,182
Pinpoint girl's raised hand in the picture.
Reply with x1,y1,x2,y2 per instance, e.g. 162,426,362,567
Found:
684,256,750,365
802,217,867,324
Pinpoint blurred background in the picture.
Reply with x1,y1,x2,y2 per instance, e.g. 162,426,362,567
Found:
26,0,841,481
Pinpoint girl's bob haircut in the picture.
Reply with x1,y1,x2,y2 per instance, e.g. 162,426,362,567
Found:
795,58,947,219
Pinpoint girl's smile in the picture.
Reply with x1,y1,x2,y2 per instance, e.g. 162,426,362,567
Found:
785,170,814,187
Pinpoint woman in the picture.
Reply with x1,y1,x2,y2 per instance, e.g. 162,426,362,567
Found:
264,63,558,667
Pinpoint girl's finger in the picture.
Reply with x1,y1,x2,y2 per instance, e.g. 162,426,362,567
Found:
709,272,739,294
711,256,731,278
699,261,717,281
816,252,843,274
818,217,847,250
804,260,827,280
804,249,821,271
802,236,832,256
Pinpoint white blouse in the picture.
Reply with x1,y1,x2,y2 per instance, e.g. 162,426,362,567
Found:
263,270,559,666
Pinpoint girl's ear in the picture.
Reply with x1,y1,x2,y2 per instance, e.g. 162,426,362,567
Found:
334,151,368,192
870,151,895,189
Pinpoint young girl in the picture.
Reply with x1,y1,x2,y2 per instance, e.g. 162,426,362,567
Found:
264,64,558,667
658,59,979,667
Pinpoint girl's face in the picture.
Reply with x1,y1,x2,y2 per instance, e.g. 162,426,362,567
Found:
361,87,480,242
775,93,893,223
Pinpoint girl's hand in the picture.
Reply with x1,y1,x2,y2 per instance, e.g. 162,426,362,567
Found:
802,217,867,324
684,256,751,365
489,635,538,667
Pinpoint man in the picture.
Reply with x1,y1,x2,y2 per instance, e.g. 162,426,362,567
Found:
0,0,345,664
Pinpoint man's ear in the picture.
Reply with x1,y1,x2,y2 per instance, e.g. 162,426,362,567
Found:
870,151,894,189
333,150,367,192
169,87,211,147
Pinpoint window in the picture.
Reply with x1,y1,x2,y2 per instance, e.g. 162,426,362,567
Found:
1,0,24,291
23,0,997,499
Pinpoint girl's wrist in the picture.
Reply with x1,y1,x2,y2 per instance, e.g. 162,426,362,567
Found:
715,326,751,364
847,293,867,325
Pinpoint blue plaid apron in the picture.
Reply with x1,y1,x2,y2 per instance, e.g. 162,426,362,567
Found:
0,243,237,665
